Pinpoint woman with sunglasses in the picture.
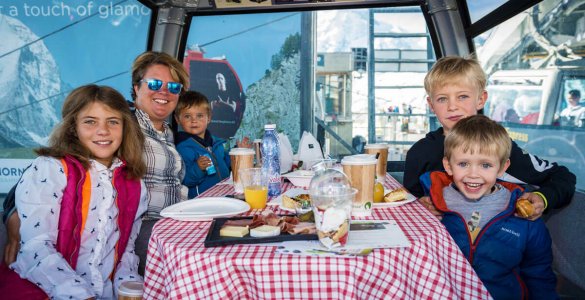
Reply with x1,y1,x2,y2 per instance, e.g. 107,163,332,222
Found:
131,51,190,218
129,51,191,274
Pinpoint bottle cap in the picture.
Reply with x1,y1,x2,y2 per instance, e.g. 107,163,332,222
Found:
264,124,276,130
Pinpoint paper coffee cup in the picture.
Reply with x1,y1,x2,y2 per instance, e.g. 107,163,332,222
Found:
229,148,255,194
341,154,377,217
118,281,143,300
364,144,389,181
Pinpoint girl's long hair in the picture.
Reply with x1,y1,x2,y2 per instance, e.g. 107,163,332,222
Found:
36,84,146,179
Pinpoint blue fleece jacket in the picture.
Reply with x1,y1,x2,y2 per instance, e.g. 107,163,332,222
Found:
420,171,557,300
175,132,231,198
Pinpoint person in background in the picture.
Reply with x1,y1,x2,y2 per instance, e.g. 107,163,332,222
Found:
404,56,576,220
213,72,237,113
0,85,147,299
559,89,585,127
419,115,557,299
175,91,241,197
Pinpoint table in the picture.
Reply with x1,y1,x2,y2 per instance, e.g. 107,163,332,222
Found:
144,174,491,299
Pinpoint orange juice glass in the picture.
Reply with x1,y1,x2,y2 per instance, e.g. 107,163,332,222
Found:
240,168,269,209
244,185,269,209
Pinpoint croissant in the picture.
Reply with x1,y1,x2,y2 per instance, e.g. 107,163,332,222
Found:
516,199,534,218
384,187,408,202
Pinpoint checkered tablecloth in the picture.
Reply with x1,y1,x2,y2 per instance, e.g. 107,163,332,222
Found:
144,174,491,299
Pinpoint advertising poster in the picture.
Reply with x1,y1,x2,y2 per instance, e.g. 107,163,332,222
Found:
187,56,246,139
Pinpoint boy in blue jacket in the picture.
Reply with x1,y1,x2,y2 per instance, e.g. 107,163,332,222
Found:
174,91,238,197
405,56,575,220
420,115,557,300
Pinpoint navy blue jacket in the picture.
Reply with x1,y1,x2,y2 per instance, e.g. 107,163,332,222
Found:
420,171,557,300
175,132,231,198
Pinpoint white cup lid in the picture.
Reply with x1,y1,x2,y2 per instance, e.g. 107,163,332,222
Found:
118,281,143,296
341,154,377,165
229,148,255,155
364,144,389,150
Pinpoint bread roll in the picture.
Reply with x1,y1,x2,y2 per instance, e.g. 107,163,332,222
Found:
384,187,408,202
516,199,534,218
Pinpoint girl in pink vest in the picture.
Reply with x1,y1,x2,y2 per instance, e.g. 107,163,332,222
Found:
0,84,147,299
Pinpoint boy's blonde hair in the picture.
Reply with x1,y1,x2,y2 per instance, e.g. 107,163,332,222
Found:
424,56,487,95
444,115,511,167
175,90,211,116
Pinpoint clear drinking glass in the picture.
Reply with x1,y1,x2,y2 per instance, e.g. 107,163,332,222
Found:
240,168,269,209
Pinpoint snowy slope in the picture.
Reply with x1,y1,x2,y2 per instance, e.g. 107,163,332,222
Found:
0,14,62,147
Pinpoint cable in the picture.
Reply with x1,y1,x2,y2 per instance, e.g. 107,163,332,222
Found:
0,71,128,117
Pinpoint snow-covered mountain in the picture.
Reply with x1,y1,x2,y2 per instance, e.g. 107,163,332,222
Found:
0,14,62,148
238,53,301,147
317,10,369,52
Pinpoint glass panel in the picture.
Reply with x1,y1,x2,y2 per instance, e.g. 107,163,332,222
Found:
475,0,585,191
186,13,301,145
0,0,151,193
186,7,433,166
467,0,509,23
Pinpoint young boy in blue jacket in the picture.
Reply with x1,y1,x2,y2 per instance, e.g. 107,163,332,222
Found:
420,115,557,300
174,91,233,197
405,56,575,220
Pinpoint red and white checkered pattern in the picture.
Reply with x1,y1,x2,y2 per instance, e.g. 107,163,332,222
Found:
144,174,491,299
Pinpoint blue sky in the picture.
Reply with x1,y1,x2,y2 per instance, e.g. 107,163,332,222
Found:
2,0,300,97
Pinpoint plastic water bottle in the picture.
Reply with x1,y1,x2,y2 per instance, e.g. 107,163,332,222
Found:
261,124,281,196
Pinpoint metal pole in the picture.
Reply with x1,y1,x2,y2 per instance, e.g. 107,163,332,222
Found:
300,12,316,136
152,7,186,57
367,9,375,143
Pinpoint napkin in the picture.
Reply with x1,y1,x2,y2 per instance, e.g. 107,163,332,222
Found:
278,132,294,174
297,131,323,170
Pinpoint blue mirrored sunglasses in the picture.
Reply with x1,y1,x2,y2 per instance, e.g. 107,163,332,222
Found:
140,78,183,95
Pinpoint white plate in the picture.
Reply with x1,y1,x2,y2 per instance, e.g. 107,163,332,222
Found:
373,188,418,208
268,188,308,212
160,197,250,221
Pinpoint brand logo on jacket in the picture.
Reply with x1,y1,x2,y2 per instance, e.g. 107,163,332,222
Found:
500,227,520,237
